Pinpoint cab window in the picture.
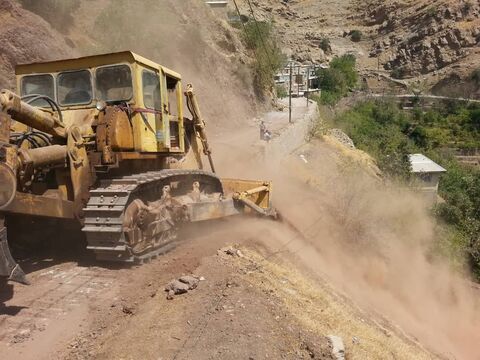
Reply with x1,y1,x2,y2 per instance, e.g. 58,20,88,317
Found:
142,70,161,110
95,65,133,102
57,70,93,106
20,74,55,107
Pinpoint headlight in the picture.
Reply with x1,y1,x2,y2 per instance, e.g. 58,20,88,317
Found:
0,162,16,210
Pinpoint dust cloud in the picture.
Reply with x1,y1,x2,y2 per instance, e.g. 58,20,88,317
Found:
216,139,480,359
44,1,480,356
77,0,258,133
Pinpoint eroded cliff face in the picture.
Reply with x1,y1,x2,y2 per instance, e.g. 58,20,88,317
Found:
366,1,480,77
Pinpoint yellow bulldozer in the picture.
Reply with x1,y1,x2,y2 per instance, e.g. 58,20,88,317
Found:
0,51,275,285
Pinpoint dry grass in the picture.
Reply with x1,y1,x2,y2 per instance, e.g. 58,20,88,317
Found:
234,247,438,360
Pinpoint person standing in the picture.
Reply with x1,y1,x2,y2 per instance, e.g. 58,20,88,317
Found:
259,121,266,140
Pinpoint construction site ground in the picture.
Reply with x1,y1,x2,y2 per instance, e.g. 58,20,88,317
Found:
1,1,479,359
0,102,441,360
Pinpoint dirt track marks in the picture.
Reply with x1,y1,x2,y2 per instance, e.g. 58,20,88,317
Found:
0,263,117,359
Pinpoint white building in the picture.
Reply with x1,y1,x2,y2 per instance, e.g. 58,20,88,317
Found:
409,154,446,205
274,61,326,98
205,0,228,8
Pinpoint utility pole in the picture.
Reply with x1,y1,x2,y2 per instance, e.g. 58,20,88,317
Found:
289,62,293,124
306,65,310,107
297,65,300,97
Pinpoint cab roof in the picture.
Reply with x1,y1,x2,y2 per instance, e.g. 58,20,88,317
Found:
15,51,181,79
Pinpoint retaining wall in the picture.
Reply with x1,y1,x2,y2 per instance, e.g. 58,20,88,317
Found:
262,100,319,164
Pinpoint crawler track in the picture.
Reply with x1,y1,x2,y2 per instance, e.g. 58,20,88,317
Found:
82,169,223,263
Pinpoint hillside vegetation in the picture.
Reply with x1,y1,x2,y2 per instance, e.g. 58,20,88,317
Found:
311,51,480,276
334,100,480,277
314,54,358,105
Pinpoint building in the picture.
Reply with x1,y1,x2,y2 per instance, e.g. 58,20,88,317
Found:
409,154,446,205
274,61,326,98
205,0,228,8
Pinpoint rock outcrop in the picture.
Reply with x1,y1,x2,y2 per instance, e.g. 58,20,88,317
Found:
364,1,480,78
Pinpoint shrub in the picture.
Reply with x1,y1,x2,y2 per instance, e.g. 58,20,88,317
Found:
462,1,472,14
471,68,480,85
391,66,407,79
275,84,288,98
350,30,363,42
426,6,438,17
319,38,332,54
315,54,358,105
241,20,285,95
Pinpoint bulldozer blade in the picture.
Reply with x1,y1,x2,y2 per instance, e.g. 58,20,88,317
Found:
0,223,28,285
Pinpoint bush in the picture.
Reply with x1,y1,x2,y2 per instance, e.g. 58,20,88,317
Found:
319,38,332,54
471,68,480,85
315,54,358,105
241,20,285,95
426,5,438,17
350,30,363,42
275,84,288,98
391,66,407,79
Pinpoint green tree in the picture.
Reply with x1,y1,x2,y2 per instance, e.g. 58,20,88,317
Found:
315,54,358,105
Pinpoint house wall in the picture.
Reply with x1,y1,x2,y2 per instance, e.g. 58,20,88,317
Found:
412,172,443,206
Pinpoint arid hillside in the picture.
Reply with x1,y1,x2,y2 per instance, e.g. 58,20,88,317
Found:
0,0,76,89
359,0,480,97
1,0,261,131
238,0,480,97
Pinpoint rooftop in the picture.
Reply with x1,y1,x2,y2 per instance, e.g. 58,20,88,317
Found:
205,0,228,7
409,154,447,173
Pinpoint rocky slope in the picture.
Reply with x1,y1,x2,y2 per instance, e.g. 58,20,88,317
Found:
361,0,480,97
241,0,480,97
1,0,260,130
365,1,479,75
232,0,358,65
0,0,76,89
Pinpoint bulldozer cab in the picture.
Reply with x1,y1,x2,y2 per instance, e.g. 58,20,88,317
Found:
15,51,185,153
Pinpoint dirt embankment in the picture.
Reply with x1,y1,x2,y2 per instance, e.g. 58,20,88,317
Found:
2,0,262,132
0,0,76,89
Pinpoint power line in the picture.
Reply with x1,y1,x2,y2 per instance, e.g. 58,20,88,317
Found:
232,0,248,33
231,0,273,81
245,0,277,70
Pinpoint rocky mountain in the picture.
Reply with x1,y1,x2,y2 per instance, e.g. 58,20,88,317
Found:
362,0,480,97
239,0,480,98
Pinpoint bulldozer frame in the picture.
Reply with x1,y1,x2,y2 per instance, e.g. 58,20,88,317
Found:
0,51,275,285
